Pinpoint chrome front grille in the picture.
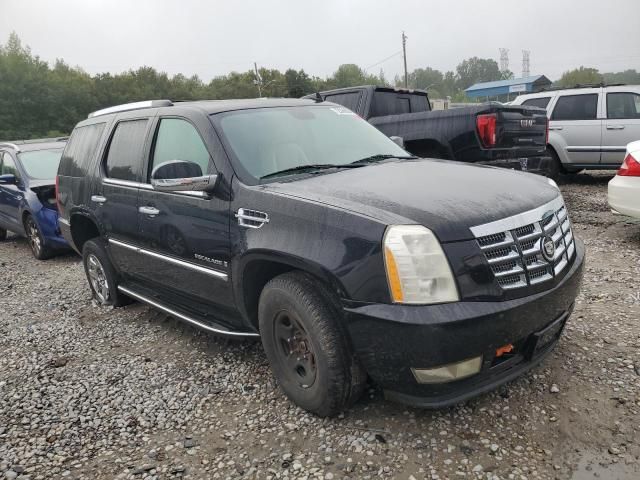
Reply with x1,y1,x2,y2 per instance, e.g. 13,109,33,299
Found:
471,196,576,291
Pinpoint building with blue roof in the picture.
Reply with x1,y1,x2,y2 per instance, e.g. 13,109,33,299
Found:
465,75,552,100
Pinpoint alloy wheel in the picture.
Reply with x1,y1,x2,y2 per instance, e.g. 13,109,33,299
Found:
87,253,110,303
26,217,42,257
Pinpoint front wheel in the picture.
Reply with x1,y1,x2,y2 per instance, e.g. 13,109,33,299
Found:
82,239,132,307
0,228,7,241
259,272,366,417
24,214,52,260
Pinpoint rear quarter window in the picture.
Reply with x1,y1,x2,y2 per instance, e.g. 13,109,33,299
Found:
521,97,551,109
59,123,106,177
370,91,414,117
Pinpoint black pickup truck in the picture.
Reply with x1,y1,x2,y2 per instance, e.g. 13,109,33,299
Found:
307,86,551,175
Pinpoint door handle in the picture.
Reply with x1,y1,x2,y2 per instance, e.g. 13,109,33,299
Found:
548,126,563,131
139,206,160,216
91,195,107,204
606,125,625,130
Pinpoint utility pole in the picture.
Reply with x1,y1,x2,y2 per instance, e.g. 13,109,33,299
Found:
401,31,408,88
254,62,262,98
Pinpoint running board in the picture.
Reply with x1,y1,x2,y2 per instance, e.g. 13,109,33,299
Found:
117,285,260,338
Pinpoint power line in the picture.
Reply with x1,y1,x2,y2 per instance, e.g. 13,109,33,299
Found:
364,50,402,71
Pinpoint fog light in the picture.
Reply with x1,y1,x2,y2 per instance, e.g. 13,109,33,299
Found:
412,356,482,384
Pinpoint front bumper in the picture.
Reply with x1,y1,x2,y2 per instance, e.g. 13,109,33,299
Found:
36,207,70,250
478,155,551,175
343,238,584,408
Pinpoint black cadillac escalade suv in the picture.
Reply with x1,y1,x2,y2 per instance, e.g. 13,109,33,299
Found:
56,98,584,416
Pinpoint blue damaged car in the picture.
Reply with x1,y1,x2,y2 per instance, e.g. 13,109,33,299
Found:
0,138,70,259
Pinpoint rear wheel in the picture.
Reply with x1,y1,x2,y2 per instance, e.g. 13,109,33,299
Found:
82,238,132,307
24,214,52,260
545,148,563,181
259,272,366,417
0,228,6,241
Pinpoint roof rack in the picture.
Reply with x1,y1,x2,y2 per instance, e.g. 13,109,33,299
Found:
0,142,21,152
88,99,173,118
540,82,626,92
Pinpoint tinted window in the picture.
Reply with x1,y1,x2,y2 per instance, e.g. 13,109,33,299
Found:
324,92,361,112
370,92,412,117
151,118,211,179
1,152,19,177
607,92,640,119
59,123,106,177
551,94,598,121
105,119,148,182
522,97,551,109
18,149,64,179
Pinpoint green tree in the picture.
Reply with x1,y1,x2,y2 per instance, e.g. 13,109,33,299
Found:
455,57,502,90
602,69,640,85
556,67,603,87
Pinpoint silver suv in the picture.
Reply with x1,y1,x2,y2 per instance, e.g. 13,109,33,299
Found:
512,85,640,176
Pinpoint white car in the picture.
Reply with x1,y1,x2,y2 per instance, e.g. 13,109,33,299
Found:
608,140,640,218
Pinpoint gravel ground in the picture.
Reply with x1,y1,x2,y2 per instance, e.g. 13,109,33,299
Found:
1,172,639,480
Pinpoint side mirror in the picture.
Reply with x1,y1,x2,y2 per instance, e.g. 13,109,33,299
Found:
390,136,405,148
151,160,218,193
0,174,17,185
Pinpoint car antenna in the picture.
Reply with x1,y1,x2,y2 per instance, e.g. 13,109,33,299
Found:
314,92,323,103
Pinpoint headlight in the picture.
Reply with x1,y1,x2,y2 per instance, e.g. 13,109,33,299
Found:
383,225,459,304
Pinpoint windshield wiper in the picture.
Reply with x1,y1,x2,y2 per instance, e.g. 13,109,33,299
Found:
260,163,363,180
350,154,417,165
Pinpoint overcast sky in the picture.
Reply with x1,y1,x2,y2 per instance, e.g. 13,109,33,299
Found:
1,0,639,82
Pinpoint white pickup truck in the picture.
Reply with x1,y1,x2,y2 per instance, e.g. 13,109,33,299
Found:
512,85,640,178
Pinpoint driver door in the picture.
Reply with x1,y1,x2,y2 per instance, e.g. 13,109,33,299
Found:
135,116,235,310
0,152,24,231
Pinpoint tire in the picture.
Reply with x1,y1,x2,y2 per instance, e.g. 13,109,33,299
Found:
0,228,6,241
24,214,52,260
82,238,132,307
259,272,367,417
545,148,563,181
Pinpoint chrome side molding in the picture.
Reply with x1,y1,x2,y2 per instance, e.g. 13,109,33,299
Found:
108,238,228,281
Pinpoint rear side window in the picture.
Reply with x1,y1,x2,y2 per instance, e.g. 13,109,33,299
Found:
324,92,362,112
551,94,598,121
150,118,212,179
370,91,412,117
105,119,148,182
59,123,106,177
522,97,551,109
607,92,640,119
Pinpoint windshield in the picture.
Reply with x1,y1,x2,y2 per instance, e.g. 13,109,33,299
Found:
216,106,408,180
18,148,64,180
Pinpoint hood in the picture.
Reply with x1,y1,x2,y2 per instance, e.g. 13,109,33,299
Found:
262,159,560,242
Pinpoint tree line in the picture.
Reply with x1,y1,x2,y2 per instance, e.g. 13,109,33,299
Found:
1,32,638,140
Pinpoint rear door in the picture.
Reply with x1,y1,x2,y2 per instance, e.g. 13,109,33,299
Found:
94,116,152,271
135,115,235,310
602,90,640,166
549,90,602,166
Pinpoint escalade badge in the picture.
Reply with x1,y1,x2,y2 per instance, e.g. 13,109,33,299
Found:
520,119,534,127
541,235,556,262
